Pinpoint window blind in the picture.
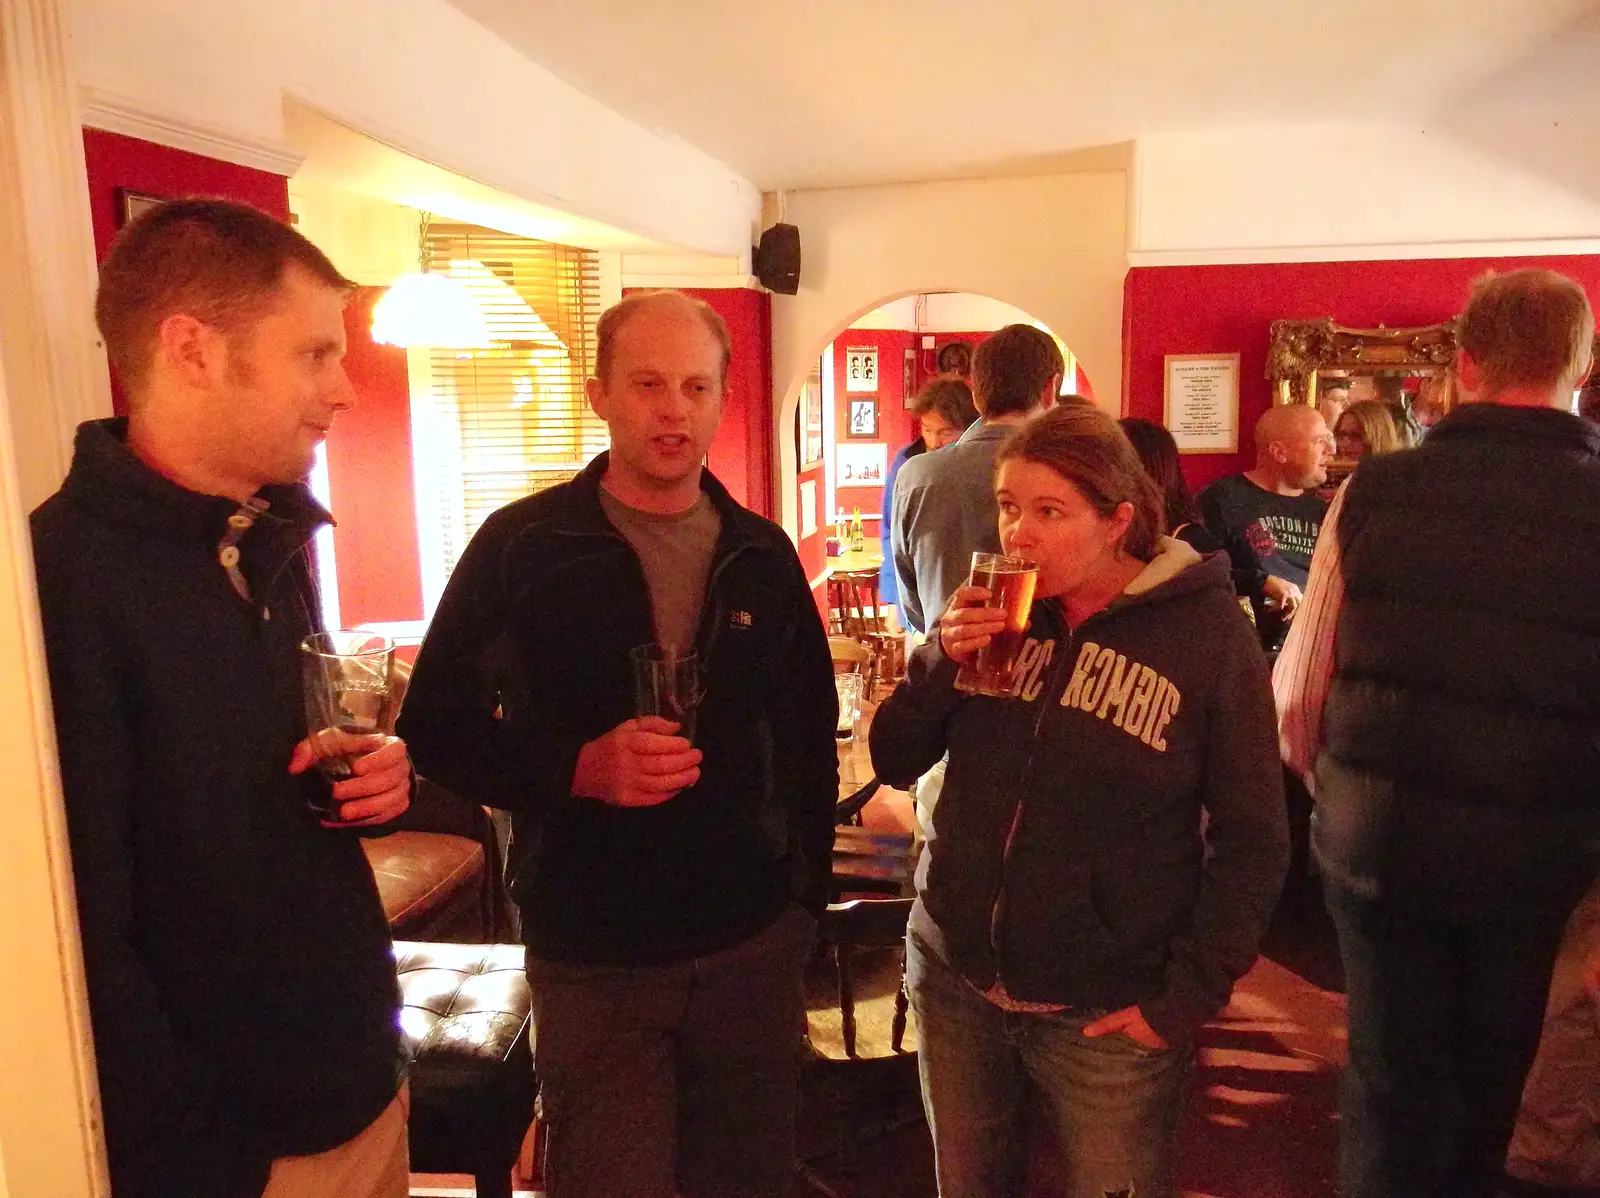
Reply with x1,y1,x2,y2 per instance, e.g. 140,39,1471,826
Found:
418,221,603,581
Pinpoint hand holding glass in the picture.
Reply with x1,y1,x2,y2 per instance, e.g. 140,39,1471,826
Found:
951,552,1038,698
630,644,703,743
300,631,395,817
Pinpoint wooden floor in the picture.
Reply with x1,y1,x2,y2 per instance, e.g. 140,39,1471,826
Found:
412,784,1356,1198
783,904,1347,1198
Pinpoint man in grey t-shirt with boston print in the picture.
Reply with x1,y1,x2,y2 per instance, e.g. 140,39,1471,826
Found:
398,290,838,1198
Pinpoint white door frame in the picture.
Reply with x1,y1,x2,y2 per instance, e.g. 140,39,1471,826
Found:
0,0,114,1193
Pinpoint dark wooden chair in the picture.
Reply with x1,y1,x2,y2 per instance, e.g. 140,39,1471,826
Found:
829,571,906,695
795,897,920,1196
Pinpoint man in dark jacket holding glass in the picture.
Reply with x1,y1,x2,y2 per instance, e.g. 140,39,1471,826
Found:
398,290,838,1198
32,200,412,1198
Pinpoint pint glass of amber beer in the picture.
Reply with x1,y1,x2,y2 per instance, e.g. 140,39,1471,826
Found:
953,552,1038,697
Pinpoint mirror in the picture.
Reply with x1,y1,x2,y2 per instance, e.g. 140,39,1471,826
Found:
1267,318,1460,492
1266,318,1459,409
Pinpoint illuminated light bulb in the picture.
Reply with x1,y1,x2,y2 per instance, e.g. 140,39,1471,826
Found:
371,273,492,349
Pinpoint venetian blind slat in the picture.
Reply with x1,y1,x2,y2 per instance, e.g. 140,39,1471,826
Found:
420,221,604,578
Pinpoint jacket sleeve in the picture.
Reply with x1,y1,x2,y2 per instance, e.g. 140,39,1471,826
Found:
1198,484,1269,601
32,540,271,1198
890,472,925,635
768,547,841,916
868,635,964,790
878,449,905,606
395,510,583,818
1141,614,1290,1047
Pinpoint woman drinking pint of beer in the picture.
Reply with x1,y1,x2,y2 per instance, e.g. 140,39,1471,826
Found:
870,403,1288,1198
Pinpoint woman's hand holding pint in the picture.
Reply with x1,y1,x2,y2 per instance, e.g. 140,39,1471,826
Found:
938,585,1009,664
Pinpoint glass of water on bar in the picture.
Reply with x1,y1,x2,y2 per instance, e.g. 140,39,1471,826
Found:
300,631,395,813
953,551,1038,698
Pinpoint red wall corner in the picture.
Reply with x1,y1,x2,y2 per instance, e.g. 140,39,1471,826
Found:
324,289,424,627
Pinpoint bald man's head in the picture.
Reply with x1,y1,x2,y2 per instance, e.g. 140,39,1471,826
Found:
1253,404,1333,492
595,289,731,387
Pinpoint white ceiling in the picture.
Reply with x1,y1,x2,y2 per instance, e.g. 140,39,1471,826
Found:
446,0,1598,190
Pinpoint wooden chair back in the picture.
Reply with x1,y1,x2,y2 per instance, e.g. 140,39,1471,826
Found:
815,897,915,1060
832,570,886,639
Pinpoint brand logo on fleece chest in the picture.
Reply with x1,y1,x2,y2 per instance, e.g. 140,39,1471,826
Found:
1059,640,1182,752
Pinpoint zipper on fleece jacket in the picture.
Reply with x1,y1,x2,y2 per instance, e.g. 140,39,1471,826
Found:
557,515,759,673
984,613,1078,980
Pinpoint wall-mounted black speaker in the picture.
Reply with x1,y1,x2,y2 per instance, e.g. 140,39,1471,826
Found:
753,223,801,295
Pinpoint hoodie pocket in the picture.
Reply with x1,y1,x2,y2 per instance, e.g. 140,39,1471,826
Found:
1087,851,1198,953
1002,861,1121,968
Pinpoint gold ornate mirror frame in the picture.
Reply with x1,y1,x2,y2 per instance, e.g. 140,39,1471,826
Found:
1266,318,1459,408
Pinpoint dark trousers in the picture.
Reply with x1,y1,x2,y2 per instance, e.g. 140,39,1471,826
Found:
526,905,815,1198
1326,877,1580,1198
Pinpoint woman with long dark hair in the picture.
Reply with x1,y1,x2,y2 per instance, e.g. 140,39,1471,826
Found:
1118,417,1220,555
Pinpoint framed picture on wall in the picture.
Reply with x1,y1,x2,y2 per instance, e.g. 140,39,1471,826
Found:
1163,353,1241,454
844,346,878,393
116,188,165,227
847,397,878,438
800,362,825,468
836,442,888,487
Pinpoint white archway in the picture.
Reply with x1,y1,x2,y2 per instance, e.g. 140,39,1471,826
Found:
766,170,1129,536
782,290,1086,550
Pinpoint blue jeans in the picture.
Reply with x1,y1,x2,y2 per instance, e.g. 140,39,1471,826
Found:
1326,877,1580,1198
906,931,1190,1198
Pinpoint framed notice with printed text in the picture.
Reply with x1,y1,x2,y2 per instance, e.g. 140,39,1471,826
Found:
1163,353,1240,454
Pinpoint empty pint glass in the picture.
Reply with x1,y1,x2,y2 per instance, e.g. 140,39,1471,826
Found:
631,644,703,743
299,631,395,813
953,552,1038,698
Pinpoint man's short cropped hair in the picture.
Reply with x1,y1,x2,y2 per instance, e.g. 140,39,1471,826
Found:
970,324,1065,418
95,198,352,398
594,290,731,387
1458,268,1595,396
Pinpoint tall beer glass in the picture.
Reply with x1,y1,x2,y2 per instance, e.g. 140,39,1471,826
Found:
299,631,395,814
953,552,1038,698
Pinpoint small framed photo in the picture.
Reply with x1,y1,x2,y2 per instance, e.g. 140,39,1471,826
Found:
836,442,887,486
847,397,878,438
800,366,825,468
845,346,878,393
116,188,166,227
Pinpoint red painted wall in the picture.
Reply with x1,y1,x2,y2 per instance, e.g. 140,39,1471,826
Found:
80,127,293,415
325,288,424,627
1122,254,1600,491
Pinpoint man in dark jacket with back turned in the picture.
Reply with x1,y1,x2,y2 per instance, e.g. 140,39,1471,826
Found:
1276,268,1600,1198
397,290,838,1198
31,200,412,1198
